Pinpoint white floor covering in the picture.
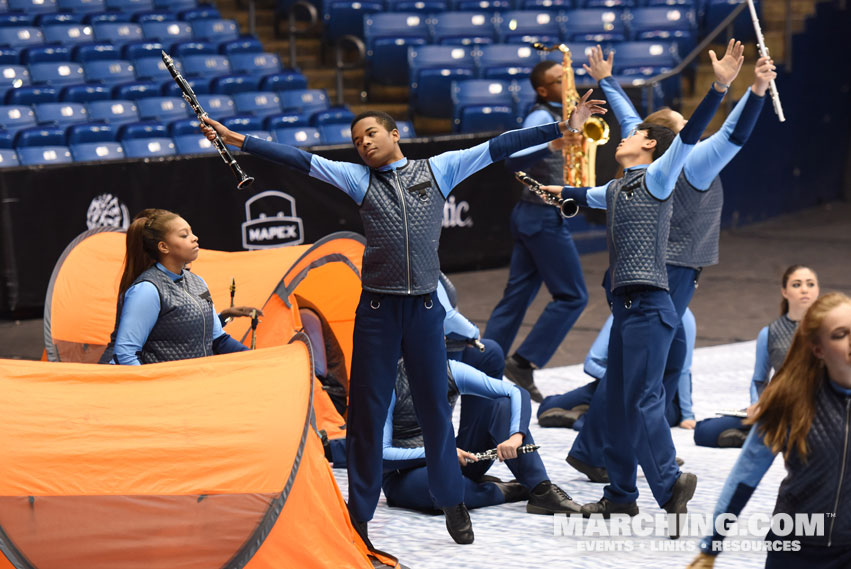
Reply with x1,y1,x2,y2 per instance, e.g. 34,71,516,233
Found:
332,340,788,569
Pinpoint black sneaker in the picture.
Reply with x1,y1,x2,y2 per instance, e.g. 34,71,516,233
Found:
504,355,543,402
492,479,530,503
717,428,748,448
662,472,698,539
566,454,609,483
580,497,639,519
442,503,474,544
526,481,582,514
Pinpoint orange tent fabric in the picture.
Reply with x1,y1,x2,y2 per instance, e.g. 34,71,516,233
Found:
0,339,396,568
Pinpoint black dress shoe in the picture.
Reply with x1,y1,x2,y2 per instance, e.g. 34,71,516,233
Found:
442,503,474,544
526,480,582,514
662,472,697,539
538,407,586,428
566,454,609,483
580,497,639,519
504,356,543,402
717,428,748,448
492,479,530,503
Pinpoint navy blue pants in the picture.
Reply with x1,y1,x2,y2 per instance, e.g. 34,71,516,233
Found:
663,265,700,420
346,290,463,522
448,338,505,379
603,288,680,506
484,202,588,367
382,391,548,511
694,416,749,447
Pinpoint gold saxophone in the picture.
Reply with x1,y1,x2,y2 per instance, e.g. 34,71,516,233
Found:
532,43,609,187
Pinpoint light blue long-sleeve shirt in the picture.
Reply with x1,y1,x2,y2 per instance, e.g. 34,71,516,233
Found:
436,280,479,340
113,263,226,366
750,326,771,404
382,360,523,462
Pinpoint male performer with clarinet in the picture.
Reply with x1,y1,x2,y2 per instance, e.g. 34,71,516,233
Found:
200,96,605,546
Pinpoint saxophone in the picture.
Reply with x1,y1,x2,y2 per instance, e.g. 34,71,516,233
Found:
532,43,610,187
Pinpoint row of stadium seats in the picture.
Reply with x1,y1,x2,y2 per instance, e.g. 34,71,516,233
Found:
0,5,219,25
0,0,200,14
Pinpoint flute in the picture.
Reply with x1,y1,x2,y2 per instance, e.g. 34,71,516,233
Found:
746,0,785,122
161,51,256,188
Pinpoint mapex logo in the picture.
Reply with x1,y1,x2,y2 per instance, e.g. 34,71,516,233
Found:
442,195,472,228
241,190,304,249
86,193,130,230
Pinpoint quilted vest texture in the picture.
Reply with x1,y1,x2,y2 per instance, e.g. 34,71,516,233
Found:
605,168,672,291
768,314,798,373
667,173,724,268
391,359,458,449
360,159,445,295
522,103,563,204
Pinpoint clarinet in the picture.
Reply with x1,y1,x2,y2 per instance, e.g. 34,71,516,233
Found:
161,51,255,189
514,171,578,218
471,444,540,462
745,0,785,122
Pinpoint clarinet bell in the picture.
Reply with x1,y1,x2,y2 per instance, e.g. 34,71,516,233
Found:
560,199,579,218
237,175,254,190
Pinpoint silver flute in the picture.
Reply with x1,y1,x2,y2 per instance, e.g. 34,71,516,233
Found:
514,171,578,218
161,51,255,189
472,443,540,462
746,0,785,122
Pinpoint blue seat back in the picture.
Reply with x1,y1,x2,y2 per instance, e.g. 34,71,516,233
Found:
181,53,230,77
0,65,31,90
386,0,449,12
510,78,537,117
18,145,73,165
628,7,696,55
318,123,352,145
452,78,516,133
0,148,19,166
0,27,45,48
279,88,329,114
173,133,215,154
476,43,540,80
93,22,144,43
84,59,136,84
34,102,89,125
219,36,263,54
322,0,383,42
118,120,166,139
136,96,190,121
611,40,679,72
154,0,197,10
87,98,139,123
122,40,163,59
73,42,120,62
0,14,33,28
179,6,221,21
273,126,320,147
71,141,124,160
122,136,175,157
191,19,239,42
105,0,154,11
259,70,307,93
584,0,634,7
30,62,87,85
8,0,58,12
58,0,106,12
364,12,431,85
210,73,261,94
141,21,193,43
311,106,354,126
60,83,111,102
430,11,496,45
232,90,282,116
228,52,282,76
15,125,65,147
67,121,117,143
132,56,177,81
6,85,58,105
42,24,95,45
455,0,512,10
561,8,626,42
263,112,309,130
408,45,476,117
196,93,234,116
497,10,562,44
395,120,416,138
519,0,573,10
21,45,71,64
220,114,262,130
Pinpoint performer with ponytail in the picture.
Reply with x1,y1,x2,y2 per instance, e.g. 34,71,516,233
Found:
101,209,247,365
687,292,851,568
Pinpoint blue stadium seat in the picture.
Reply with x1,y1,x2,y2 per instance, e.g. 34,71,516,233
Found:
0,128,13,147
93,23,144,44
112,80,159,99
497,11,562,44
584,0,634,8
67,121,117,143
646,0,696,8
14,125,65,147
0,148,19,166
6,85,58,105
122,136,175,157
132,55,176,81
0,65,30,101
541,41,601,82
364,12,430,85
83,59,136,84
0,48,19,64
136,96,190,121
608,72,665,110
0,27,46,48
0,14,33,27
153,0,196,10
704,0,758,42
191,19,239,43
242,130,272,142
105,0,154,11
454,0,512,10
168,117,197,135
73,42,120,62
322,0,383,43
232,90,281,117
158,75,208,96
196,93,234,116
510,78,537,116
561,8,627,42
87,98,139,123
263,112,308,130
133,11,172,23
171,40,216,56
181,53,230,77
310,106,354,126
18,145,73,164
451,78,516,133
59,0,106,12
273,126,319,147
228,52,281,77
259,70,307,93
117,120,167,139
60,83,111,102
218,36,263,54
519,0,573,10
430,11,496,45
220,114,262,131
21,45,71,64
42,24,94,45
84,12,133,24
386,0,449,12
395,120,416,138
71,141,124,160
178,6,221,21
173,133,215,154
476,43,540,80
34,102,89,126
37,13,84,26
122,40,163,60
30,62,86,85
629,7,697,57
141,21,193,43
408,45,476,118
8,0,58,12
318,123,351,145
611,40,679,71
210,73,260,94
279,88,328,115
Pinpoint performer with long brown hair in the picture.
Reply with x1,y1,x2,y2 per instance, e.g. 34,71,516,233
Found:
688,292,851,568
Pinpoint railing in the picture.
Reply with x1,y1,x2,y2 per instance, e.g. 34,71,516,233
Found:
285,1,319,69
334,36,366,106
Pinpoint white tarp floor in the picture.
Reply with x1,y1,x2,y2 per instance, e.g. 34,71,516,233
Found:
333,340,788,569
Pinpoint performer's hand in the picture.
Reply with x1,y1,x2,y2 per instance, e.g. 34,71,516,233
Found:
685,552,716,568
201,116,245,148
564,89,607,132
457,448,477,468
219,306,264,319
539,184,564,196
679,419,696,430
709,38,745,91
496,433,524,461
751,55,776,97
582,44,614,82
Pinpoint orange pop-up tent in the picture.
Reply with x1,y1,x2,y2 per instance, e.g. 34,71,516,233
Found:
0,338,398,568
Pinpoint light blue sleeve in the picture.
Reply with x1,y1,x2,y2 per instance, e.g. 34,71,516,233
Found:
678,308,697,420
683,90,751,191
750,327,771,405
382,391,427,462
113,281,160,366
429,140,495,198
437,281,479,340
450,360,522,435
645,136,694,200
509,109,558,158
585,182,610,209
598,76,643,135
584,314,613,380
307,156,372,205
